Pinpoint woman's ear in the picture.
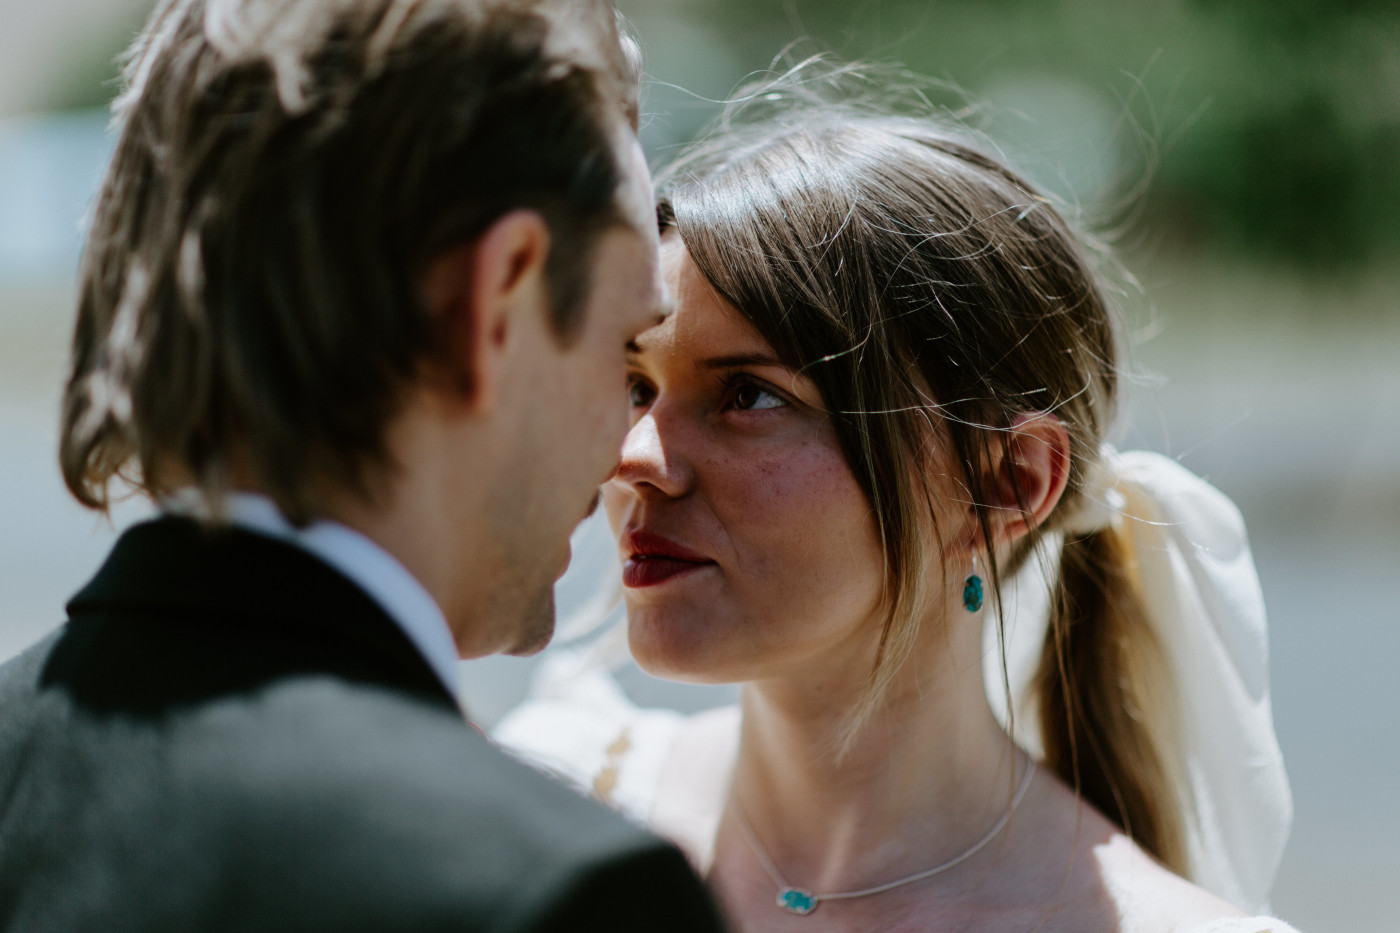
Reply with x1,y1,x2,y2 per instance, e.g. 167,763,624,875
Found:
418,210,551,411
980,412,1071,548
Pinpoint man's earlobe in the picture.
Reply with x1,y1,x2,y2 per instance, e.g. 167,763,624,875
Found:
420,210,551,411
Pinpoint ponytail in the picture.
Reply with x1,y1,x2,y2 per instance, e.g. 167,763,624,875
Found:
1034,525,1188,876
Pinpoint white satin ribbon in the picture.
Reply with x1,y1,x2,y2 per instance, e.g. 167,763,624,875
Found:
984,448,1292,913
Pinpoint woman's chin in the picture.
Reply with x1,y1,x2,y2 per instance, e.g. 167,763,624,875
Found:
627,615,741,685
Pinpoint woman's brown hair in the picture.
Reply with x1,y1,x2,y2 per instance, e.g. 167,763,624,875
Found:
658,64,1187,876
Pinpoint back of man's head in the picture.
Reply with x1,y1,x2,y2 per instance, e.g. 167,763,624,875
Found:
61,0,641,523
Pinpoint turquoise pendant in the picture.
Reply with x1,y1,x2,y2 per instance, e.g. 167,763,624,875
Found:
962,573,984,612
777,888,818,915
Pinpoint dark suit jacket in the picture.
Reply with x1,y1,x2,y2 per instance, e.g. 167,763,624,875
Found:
0,518,725,932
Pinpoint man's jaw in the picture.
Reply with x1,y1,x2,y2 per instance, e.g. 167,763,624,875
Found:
505,586,556,657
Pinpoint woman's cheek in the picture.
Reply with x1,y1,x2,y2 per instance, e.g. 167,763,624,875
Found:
722,449,877,585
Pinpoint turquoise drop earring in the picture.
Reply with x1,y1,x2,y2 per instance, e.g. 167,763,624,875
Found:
962,554,984,613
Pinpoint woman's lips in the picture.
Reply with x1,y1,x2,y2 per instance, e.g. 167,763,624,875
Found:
622,556,710,588
621,530,714,588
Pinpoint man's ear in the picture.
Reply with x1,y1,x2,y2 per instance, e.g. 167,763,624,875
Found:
977,412,1072,549
419,210,551,412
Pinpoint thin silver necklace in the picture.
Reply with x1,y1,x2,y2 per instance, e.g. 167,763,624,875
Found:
730,761,1036,916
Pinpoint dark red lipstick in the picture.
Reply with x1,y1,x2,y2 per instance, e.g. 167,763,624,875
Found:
621,530,713,588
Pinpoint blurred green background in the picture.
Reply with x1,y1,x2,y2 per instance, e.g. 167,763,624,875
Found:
1,1,1396,930
620,0,1400,270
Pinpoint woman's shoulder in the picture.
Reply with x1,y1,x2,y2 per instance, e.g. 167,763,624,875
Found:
1023,771,1295,933
1090,832,1262,933
1085,829,1303,933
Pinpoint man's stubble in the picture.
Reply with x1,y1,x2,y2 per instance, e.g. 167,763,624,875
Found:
507,586,556,656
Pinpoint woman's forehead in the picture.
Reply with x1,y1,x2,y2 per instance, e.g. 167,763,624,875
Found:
634,241,776,363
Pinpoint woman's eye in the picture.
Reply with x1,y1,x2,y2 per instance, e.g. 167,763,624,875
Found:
627,377,656,408
730,381,785,412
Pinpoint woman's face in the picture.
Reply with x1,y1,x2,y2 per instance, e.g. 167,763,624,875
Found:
603,238,887,684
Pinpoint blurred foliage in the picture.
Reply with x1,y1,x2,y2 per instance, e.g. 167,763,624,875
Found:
620,0,1400,271
39,0,1400,270
40,3,152,113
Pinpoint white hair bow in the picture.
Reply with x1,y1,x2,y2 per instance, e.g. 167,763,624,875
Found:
985,448,1293,913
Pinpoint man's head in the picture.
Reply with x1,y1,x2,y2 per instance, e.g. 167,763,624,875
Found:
60,0,665,655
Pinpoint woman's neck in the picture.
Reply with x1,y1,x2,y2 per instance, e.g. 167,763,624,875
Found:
725,622,1025,897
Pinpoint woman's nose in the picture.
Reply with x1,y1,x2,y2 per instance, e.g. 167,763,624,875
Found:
609,410,694,500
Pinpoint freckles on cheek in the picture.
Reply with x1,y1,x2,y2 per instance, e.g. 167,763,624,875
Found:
745,446,854,506
721,454,791,513
727,448,867,553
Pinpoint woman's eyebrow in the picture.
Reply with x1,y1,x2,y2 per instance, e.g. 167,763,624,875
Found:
696,352,787,371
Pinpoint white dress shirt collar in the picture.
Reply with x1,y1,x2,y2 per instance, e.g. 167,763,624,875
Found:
161,490,461,705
